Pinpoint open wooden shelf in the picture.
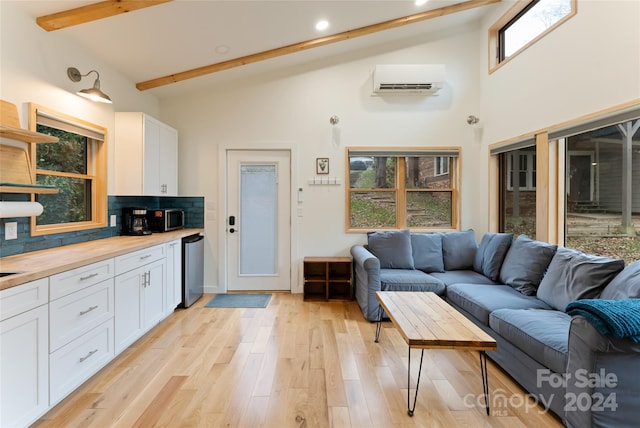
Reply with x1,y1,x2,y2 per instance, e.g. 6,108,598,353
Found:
303,256,352,301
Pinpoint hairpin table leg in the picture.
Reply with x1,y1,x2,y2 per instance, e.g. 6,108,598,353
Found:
480,351,490,415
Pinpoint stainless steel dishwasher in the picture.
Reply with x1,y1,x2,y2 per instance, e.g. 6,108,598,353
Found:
182,233,204,307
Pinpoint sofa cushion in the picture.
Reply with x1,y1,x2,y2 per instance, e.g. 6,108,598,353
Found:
441,229,477,271
536,248,625,311
473,233,513,281
367,229,414,269
430,270,498,287
380,269,445,295
446,283,552,326
411,233,444,273
489,308,570,374
600,260,640,300
499,235,557,296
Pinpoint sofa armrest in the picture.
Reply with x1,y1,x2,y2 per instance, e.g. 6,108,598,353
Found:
565,315,640,428
350,245,381,321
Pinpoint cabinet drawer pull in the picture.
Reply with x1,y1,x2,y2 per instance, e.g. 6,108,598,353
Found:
80,273,99,281
79,305,99,316
139,254,152,261
79,349,98,363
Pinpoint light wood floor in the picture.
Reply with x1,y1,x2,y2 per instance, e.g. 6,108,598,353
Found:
35,293,563,427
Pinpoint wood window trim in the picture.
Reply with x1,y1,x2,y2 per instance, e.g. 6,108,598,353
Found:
488,0,577,74
28,103,108,236
345,147,461,232
488,100,640,242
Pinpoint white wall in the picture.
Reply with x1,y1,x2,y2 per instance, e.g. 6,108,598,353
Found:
161,25,484,292
480,0,640,143
0,2,159,193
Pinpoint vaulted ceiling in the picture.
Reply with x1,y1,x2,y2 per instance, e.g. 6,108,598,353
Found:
10,0,501,99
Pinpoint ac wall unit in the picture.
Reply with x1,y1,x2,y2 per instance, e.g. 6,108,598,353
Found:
372,64,445,95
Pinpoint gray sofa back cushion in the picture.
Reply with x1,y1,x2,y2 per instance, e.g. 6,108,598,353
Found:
441,229,477,271
598,260,640,300
367,229,414,269
411,233,444,273
499,235,557,296
536,247,625,311
473,232,513,281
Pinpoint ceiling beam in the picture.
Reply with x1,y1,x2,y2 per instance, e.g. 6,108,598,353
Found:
136,0,500,91
36,0,173,32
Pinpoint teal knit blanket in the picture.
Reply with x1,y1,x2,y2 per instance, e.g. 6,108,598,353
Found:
566,299,640,343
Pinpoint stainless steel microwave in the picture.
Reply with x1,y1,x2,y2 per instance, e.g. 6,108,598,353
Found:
147,208,184,232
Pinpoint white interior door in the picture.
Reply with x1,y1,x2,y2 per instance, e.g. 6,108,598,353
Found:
226,150,291,291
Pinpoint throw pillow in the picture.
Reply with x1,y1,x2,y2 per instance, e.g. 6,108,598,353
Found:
595,260,640,300
441,229,477,271
499,235,557,296
367,229,414,269
411,233,444,273
536,248,625,311
473,233,513,281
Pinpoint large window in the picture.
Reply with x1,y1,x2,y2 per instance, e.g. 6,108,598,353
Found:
489,0,576,71
29,104,107,235
490,104,640,265
563,118,640,262
347,148,459,231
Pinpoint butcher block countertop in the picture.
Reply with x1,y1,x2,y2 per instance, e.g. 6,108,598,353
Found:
0,228,204,291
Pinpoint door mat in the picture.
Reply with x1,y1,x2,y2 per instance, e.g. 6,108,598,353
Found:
205,293,271,308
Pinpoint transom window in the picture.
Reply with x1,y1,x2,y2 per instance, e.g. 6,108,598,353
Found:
347,148,460,231
29,104,107,235
489,0,576,71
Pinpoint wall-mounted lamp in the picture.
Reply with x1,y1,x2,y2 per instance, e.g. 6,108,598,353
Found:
67,67,112,104
466,115,480,125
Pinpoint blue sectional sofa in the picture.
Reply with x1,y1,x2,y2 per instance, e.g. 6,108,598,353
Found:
351,229,640,427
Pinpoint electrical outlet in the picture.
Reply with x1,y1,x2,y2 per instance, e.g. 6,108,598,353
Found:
110,214,117,227
5,222,17,240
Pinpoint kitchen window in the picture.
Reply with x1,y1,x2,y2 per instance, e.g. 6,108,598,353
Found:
29,104,107,235
347,148,460,231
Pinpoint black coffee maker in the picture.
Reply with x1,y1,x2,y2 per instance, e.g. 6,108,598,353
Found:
122,207,151,236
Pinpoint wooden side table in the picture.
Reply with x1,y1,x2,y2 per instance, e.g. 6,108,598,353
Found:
303,257,352,301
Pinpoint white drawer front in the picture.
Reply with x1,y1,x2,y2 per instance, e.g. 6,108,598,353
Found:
115,244,165,276
50,259,115,301
49,319,114,405
0,278,48,322
50,279,114,352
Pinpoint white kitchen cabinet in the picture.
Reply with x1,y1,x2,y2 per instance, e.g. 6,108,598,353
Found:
114,112,178,196
49,319,114,405
0,278,49,428
165,239,182,315
114,245,166,354
48,262,116,407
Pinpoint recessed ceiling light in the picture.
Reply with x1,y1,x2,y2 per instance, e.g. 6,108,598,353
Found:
315,20,329,31
215,45,230,54
415,0,429,6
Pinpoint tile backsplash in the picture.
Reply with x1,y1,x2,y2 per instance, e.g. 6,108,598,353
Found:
0,195,204,257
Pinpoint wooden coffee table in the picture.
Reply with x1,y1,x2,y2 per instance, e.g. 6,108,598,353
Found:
374,291,497,416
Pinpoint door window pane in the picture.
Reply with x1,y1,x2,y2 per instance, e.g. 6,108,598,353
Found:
239,165,277,275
